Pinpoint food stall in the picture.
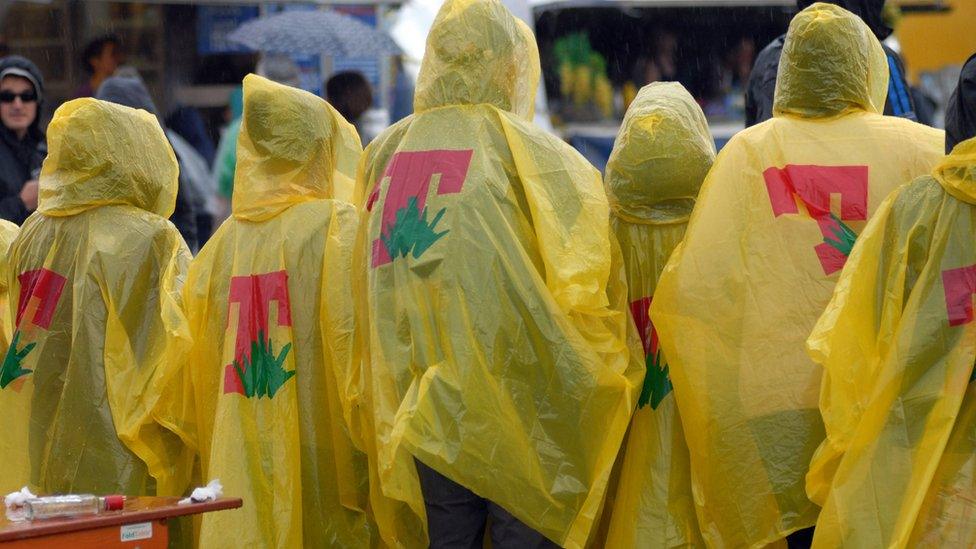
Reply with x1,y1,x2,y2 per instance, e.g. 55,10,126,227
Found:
532,0,795,170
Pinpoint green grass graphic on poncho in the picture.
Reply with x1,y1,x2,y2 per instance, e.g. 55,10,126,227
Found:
639,349,673,410
232,331,294,398
381,196,448,260
822,212,857,256
0,331,35,389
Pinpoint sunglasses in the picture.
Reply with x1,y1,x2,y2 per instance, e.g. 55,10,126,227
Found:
0,91,37,104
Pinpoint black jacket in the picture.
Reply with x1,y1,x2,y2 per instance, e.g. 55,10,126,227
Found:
945,53,976,153
95,76,198,251
0,56,46,224
745,0,916,127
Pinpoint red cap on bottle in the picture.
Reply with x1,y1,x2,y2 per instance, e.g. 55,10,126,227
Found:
103,495,125,511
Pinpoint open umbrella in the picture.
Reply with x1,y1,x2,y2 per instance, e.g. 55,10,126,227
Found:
228,10,401,57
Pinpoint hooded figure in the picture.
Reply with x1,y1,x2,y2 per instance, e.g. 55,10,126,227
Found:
602,82,714,548
96,76,200,251
0,98,193,497
649,4,943,547
184,74,372,548
745,0,916,127
352,0,644,546
805,54,976,548
946,53,976,154
0,56,46,225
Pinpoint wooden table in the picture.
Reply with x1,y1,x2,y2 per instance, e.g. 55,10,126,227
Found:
0,496,242,547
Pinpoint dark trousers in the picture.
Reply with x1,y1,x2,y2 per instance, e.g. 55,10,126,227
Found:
786,527,814,548
195,213,213,247
415,460,559,549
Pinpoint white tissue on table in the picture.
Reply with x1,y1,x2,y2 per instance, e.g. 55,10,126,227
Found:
178,479,223,505
4,487,37,509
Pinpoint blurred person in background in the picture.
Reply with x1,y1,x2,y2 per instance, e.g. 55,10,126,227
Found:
112,67,216,245
0,56,45,225
390,57,415,124
166,113,215,246
727,37,757,91
212,86,242,223
96,75,201,251
946,53,976,148
166,106,216,168
75,35,122,99
876,1,936,126
633,29,678,87
718,37,756,101
326,71,373,142
746,0,915,127
212,54,300,219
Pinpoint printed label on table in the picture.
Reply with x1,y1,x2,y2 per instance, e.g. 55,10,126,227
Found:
120,521,153,542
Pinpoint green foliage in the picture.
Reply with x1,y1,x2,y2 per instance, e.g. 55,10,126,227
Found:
553,32,608,75
638,349,673,410
554,32,591,66
381,196,449,260
232,331,295,399
823,212,857,257
0,331,35,389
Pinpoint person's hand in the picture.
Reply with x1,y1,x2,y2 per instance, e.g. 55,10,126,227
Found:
19,179,38,210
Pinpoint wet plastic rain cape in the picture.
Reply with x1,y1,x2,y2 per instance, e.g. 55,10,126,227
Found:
805,137,976,547
603,82,713,548
184,74,373,548
0,98,193,497
352,0,644,545
0,220,19,353
649,4,944,547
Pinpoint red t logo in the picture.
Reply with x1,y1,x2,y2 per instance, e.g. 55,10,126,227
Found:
224,271,292,394
2,269,68,390
629,296,657,357
367,149,473,267
16,268,67,330
764,165,868,275
943,265,976,326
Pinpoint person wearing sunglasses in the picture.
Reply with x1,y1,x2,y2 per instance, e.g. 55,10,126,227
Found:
0,56,45,225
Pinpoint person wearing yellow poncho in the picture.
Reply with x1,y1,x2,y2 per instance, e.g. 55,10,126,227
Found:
603,82,714,548
0,98,193,498
805,54,976,548
0,219,18,353
649,3,944,547
183,74,374,548
351,0,643,546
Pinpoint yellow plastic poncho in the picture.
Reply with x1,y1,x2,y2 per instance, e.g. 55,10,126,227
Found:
0,98,193,497
353,0,643,546
649,4,945,547
603,82,714,548
0,219,19,352
806,138,976,547
184,74,373,548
